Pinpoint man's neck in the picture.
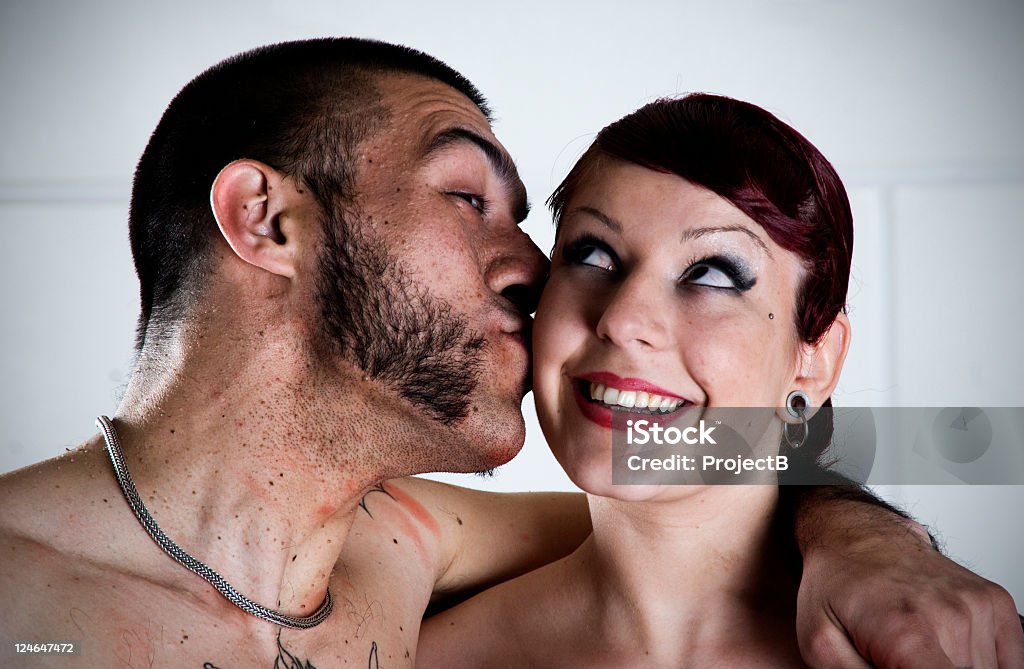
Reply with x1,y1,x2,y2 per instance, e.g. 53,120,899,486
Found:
104,329,431,630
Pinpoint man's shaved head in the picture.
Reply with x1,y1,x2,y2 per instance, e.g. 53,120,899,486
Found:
129,37,489,351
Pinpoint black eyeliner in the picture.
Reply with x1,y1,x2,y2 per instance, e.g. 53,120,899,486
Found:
681,254,757,292
561,232,619,268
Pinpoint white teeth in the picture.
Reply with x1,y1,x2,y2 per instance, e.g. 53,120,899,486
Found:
617,391,636,408
587,382,683,412
649,393,671,410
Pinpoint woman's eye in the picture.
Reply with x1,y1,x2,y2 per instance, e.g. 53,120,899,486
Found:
679,257,755,292
578,246,616,271
682,262,737,289
562,234,619,273
684,264,733,286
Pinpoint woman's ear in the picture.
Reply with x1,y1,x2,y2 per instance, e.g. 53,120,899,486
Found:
210,159,298,279
792,313,851,416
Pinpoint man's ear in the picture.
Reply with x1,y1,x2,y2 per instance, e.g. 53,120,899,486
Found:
210,159,299,279
792,313,851,415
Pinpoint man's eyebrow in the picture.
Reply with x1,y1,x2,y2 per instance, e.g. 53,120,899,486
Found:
424,127,530,223
682,225,771,256
565,206,621,232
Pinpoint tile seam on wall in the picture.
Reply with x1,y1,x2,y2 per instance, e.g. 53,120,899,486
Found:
0,181,129,204
1,166,1024,204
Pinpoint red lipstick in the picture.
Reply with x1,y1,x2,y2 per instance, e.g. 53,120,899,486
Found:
571,372,690,430
577,371,686,400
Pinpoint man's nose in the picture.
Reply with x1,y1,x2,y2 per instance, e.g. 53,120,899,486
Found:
485,228,549,316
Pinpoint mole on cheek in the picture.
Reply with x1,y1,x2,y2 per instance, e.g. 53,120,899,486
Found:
768,312,774,320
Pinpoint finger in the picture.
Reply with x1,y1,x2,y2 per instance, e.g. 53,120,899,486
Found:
866,623,956,669
963,599,997,669
929,596,994,669
966,615,997,669
799,622,873,669
993,611,1024,669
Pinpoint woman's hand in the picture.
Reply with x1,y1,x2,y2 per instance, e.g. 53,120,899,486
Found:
795,507,1023,668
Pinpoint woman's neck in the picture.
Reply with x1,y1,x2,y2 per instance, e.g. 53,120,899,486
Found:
573,485,800,663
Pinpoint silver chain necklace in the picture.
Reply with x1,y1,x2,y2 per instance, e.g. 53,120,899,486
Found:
95,415,333,630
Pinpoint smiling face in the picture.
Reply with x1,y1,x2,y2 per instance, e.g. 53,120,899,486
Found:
318,73,547,473
533,159,815,496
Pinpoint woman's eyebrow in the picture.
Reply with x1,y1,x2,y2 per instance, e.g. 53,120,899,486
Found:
565,206,621,232
681,225,772,257
564,208,770,257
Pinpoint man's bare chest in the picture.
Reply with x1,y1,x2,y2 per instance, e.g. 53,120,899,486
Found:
2,544,433,669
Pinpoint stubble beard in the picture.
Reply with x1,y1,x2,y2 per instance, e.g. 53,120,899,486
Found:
313,211,486,427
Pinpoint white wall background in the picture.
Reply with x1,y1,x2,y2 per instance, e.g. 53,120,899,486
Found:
1,0,1022,602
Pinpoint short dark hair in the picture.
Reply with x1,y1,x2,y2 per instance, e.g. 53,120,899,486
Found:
548,93,854,468
549,93,852,347
129,37,489,351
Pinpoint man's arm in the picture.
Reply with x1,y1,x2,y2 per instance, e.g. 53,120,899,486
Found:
389,477,591,611
405,475,1023,667
782,482,1024,668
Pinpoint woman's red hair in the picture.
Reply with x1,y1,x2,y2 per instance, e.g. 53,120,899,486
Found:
548,93,853,346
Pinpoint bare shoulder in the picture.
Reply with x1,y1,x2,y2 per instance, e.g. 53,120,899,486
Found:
0,459,98,658
375,475,491,521
345,476,513,574
342,477,459,586
333,475,565,664
0,438,112,541
0,440,146,642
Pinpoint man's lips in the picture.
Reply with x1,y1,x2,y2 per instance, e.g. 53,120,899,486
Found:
502,329,528,348
491,326,531,395
494,305,531,337
483,303,531,352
